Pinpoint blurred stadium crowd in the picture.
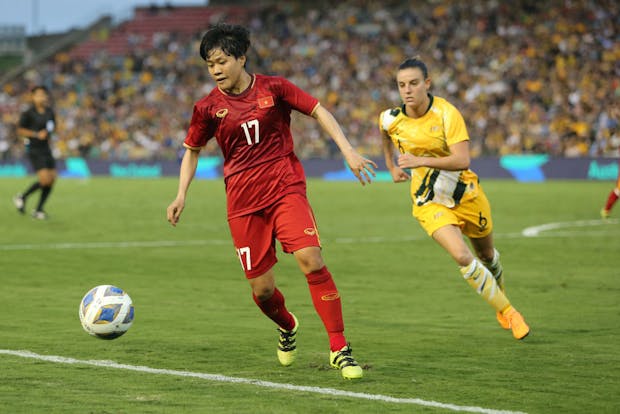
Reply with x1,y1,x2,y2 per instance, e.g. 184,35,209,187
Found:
0,0,618,161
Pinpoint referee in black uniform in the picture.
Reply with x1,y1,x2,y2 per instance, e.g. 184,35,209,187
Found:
13,85,57,220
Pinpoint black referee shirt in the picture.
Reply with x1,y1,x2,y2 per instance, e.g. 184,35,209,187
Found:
18,106,56,152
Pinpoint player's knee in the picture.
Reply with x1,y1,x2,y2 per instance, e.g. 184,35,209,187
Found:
252,285,275,301
295,248,324,274
453,250,475,267
299,258,324,274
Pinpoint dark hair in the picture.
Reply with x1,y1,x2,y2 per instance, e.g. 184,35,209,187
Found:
199,23,250,61
398,56,428,79
31,85,49,94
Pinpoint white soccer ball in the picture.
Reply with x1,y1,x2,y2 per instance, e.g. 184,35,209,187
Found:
79,285,134,339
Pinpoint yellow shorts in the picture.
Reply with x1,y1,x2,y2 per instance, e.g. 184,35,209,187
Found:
413,189,493,239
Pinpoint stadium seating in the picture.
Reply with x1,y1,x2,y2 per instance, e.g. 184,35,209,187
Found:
70,6,250,60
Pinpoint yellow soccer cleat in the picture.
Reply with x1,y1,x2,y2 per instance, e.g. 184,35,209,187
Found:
502,307,530,340
601,208,610,219
277,313,298,366
330,344,363,379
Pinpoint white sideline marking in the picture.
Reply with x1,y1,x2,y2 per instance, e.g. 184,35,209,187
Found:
0,239,229,251
0,219,617,251
522,218,619,237
0,349,524,414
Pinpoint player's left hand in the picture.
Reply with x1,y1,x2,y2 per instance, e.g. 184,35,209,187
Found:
390,167,410,183
344,150,377,186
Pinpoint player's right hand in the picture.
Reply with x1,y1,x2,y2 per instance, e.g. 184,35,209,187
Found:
166,198,185,227
343,149,377,186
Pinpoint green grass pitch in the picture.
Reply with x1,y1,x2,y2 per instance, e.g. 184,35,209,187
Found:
0,177,618,413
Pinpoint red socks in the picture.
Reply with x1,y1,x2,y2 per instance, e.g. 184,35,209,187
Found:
604,188,620,211
305,266,347,351
252,288,295,331
252,267,348,351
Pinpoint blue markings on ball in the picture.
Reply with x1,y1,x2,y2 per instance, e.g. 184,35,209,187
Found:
105,286,125,296
94,304,121,323
98,307,116,322
81,291,95,313
122,305,135,324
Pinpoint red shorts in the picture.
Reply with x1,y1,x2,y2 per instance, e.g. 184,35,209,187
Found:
228,192,321,278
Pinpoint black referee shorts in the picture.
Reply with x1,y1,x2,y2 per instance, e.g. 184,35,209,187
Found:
28,149,56,171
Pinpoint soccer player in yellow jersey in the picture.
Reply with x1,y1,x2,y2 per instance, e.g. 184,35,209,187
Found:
379,57,530,340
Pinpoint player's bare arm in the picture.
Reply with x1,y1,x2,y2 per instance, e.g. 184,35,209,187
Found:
167,148,200,226
312,105,377,185
397,140,470,171
381,130,410,183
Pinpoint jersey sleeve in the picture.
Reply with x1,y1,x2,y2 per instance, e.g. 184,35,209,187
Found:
274,77,319,116
379,108,399,134
444,103,469,146
183,103,215,150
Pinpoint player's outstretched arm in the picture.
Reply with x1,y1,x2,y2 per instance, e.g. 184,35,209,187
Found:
167,148,200,227
312,105,377,185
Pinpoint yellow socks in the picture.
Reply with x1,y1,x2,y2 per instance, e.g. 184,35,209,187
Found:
481,248,504,291
460,258,510,313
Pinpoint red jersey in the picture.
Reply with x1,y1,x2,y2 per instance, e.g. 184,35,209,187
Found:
184,74,320,218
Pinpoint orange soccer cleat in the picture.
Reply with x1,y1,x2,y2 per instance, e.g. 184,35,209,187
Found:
501,307,530,340
496,311,511,330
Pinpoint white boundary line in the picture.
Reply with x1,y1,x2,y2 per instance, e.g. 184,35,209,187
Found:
521,218,619,237
0,239,230,251
0,349,525,414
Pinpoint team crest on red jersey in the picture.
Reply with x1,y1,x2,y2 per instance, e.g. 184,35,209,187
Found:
258,96,274,109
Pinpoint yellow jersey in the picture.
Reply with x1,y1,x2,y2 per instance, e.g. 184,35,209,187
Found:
379,95,480,208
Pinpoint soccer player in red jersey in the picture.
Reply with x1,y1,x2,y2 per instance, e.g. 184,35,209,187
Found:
601,163,620,219
600,105,620,219
166,23,376,379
